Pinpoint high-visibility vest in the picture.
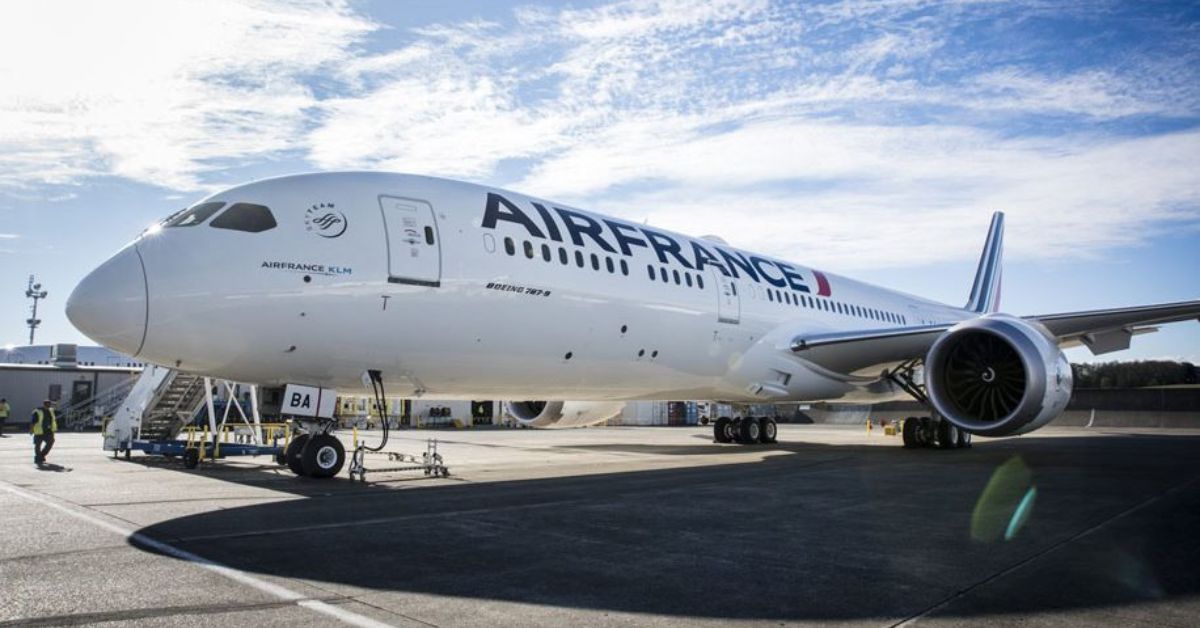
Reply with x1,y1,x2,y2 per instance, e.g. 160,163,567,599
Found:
0,402,10,418
32,408,57,435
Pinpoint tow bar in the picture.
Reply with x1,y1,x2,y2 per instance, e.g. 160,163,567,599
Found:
347,437,450,482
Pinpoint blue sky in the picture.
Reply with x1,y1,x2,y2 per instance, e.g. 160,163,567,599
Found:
1,0,1198,362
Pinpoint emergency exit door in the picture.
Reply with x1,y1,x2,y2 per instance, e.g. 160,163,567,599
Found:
380,196,441,287
712,268,740,324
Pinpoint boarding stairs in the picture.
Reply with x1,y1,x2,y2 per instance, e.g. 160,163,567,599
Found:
103,365,208,451
140,372,207,440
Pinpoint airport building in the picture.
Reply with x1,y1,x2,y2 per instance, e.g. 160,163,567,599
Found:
0,344,142,430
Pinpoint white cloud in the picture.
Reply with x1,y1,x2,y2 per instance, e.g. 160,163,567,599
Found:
0,0,376,190
2,0,1198,274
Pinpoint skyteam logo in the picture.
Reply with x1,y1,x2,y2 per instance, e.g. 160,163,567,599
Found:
305,203,347,238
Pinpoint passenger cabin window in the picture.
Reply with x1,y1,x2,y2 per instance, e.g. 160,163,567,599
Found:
209,203,276,233
166,202,225,228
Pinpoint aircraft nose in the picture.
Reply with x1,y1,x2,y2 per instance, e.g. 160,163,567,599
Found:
66,245,148,356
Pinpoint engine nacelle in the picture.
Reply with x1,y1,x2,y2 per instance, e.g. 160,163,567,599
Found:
506,401,625,429
925,314,1072,437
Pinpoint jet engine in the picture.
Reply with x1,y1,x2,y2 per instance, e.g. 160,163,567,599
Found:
925,314,1072,437
506,401,625,429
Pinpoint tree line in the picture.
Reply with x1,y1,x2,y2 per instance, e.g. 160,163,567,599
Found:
1071,360,1199,389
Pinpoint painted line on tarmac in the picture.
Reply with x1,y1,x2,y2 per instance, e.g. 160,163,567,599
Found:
0,481,399,628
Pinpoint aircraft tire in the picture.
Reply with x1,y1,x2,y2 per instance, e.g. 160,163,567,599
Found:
729,418,743,443
714,417,733,443
286,434,310,476
739,417,761,444
918,417,934,448
302,434,345,479
758,417,777,443
183,448,200,469
957,429,972,449
902,417,919,448
937,420,959,449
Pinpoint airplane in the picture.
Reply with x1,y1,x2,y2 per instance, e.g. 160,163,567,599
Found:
66,172,1200,478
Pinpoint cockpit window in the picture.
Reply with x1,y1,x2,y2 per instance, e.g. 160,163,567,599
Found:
164,202,225,228
209,203,277,233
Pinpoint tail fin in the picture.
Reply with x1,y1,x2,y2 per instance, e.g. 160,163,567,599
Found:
965,211,1004,314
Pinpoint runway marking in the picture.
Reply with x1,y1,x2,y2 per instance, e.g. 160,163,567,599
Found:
890,474,1200,627
0,482,400,628
0,599,300,627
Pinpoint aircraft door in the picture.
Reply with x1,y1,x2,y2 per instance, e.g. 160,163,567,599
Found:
379,196,441,287
712,268,740,324
70,380,93,407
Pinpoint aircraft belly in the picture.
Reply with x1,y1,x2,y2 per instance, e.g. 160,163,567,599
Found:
377,284,730,399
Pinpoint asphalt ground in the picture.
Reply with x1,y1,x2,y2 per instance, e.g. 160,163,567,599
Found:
1,424,1198,627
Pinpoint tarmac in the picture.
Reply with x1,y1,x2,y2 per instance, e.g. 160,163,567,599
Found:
1,423,1198,627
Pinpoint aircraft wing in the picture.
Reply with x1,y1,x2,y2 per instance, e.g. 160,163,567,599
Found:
790,324,952,377
791,299,1200,377
1031,299,1200,354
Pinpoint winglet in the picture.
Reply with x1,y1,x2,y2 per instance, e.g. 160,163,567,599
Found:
965,212,1004,314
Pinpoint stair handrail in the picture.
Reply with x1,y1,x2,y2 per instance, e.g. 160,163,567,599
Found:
59,375,141,430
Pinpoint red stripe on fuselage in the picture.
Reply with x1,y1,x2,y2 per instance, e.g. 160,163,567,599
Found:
813,271,832,297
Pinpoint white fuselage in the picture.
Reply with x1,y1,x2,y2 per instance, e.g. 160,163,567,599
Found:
71,173,971,403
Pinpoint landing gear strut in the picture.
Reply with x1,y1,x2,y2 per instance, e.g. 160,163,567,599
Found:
712,416,777,445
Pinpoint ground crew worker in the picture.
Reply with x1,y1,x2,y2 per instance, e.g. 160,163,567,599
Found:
31,399,57,466
0,397,10,437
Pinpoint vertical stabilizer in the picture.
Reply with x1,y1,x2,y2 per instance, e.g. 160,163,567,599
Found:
965,212,1004,314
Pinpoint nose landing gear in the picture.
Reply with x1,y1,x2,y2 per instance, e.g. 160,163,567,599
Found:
303,433,346,478
282,421,347,478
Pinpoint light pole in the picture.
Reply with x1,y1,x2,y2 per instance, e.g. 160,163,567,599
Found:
25,275,47,345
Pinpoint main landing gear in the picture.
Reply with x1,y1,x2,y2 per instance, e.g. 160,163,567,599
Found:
886,358,974,451
900,416,972,450
713,416,778,445
279,420,346,479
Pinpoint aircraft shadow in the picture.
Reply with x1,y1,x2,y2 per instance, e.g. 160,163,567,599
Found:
130,434,1200,621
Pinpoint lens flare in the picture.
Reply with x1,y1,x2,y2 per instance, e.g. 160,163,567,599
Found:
971,456,1036,542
